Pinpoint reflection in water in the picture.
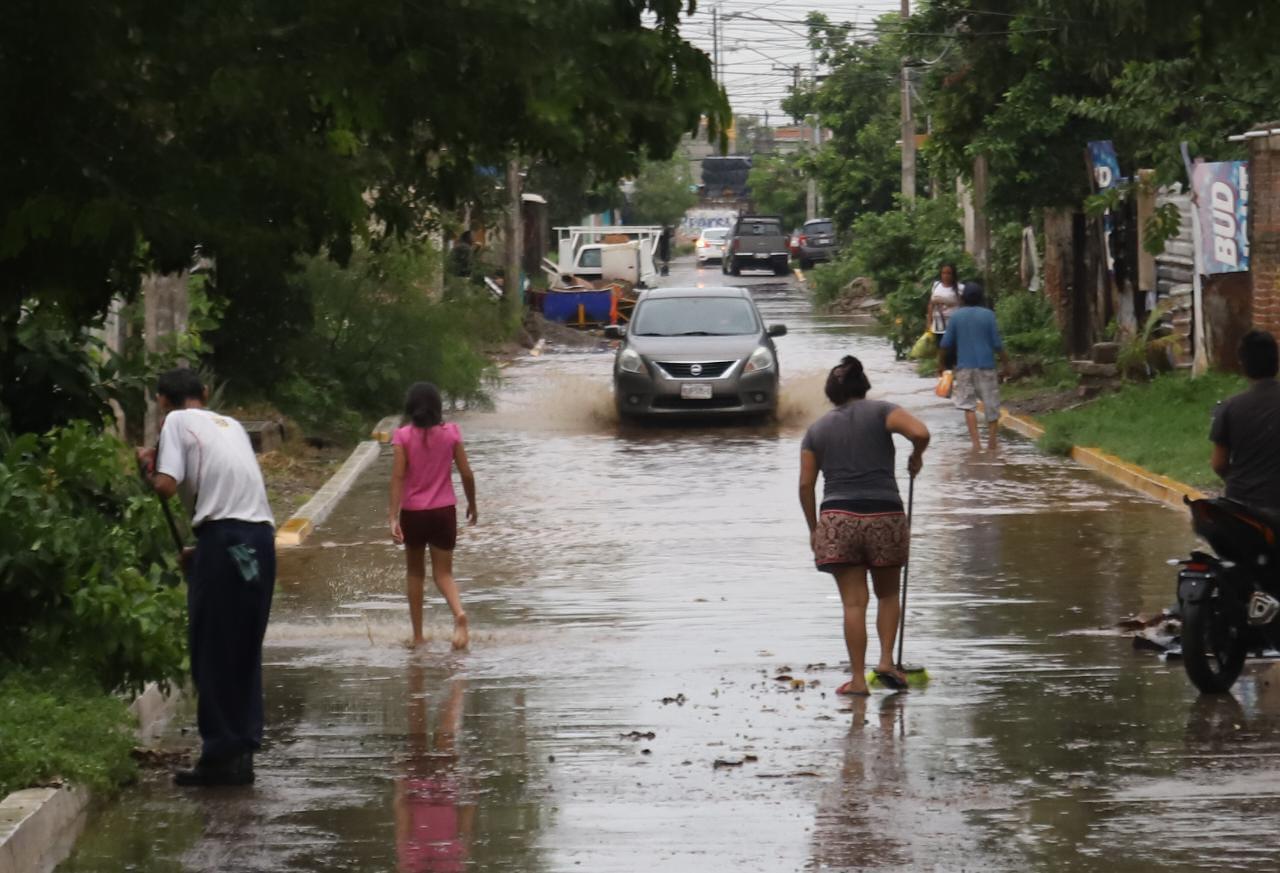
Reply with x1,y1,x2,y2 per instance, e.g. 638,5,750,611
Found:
810,697,911,870
396,666,472,872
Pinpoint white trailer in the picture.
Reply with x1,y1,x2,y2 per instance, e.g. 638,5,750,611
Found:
552,225,664,287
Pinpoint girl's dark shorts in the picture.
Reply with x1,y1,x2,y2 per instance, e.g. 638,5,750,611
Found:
399,506,457,551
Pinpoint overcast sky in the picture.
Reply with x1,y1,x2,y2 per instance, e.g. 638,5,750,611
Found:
681,0,905,121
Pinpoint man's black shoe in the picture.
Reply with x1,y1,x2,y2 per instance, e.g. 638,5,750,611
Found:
173,752,254,787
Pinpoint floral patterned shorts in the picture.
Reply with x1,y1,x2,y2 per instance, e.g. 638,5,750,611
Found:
813,510,909,573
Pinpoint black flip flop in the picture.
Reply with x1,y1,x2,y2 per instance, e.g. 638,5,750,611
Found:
872,669,909,691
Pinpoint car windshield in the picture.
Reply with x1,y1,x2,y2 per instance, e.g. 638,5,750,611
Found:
632,297,759,337
578,248,602,268
806,221,834,235
702,229,728,240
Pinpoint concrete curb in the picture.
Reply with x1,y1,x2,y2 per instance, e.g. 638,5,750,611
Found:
0,682,181,873
0,785,89,873
999,409,1206,509
275,416,396,547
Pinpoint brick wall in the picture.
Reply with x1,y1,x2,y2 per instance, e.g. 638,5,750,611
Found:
1249,132,1280,337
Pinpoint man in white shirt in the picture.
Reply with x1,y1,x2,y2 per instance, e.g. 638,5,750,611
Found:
141,368,275,786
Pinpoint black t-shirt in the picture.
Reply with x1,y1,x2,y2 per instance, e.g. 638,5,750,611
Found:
1210,380,1280,512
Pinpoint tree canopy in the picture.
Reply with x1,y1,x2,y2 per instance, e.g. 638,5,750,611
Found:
1,0,728,342
911,0,1280,221
627,157,698,227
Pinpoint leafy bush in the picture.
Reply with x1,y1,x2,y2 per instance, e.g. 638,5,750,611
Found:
0,422,188,693
995,292,1063,359
282,240,507,440
822,195,972,357
0,669,138,795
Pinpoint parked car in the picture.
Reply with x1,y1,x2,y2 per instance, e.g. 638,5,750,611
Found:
796,218,839,270
722,215,791,277
605,287,787,420
788,229,803,258
695,227,729,265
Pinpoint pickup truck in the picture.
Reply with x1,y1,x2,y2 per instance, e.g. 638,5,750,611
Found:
722,215,791,277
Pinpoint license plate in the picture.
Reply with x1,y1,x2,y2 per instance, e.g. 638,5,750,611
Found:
681,383,713,400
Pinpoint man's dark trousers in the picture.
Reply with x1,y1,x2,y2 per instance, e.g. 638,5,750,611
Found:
189,519,276,762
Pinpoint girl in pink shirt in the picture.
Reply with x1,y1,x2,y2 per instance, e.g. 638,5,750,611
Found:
389,383,477,649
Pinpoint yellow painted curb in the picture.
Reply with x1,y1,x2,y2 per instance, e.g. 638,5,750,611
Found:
275,517,313,547
370,414,400,444
998,408,1204,509
1069,445,1206,508
998,411,1045,440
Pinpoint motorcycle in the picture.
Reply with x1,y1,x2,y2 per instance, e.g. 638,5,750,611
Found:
1175,497,1280,693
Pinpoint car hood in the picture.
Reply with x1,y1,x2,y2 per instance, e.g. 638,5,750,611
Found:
626,333,763,360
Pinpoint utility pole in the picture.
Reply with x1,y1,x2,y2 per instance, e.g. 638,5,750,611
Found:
900,0,916,204
712,5,720,85
809,53,822,219
504,157,523,320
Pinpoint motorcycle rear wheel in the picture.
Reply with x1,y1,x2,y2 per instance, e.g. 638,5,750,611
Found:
1182,594,1248,694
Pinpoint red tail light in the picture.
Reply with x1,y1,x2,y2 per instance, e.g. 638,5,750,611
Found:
697,239,707,247
798,235,807,246
732,239,740,252
1183,562,1210,572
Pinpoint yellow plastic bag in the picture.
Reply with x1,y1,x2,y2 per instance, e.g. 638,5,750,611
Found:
935,369,954,398
909,330,937,360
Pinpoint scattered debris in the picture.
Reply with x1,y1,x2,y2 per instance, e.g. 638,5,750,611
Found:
131,747,190,768
756,771,820,779
620,730,656,741
713,754,758,769
660,693,687,706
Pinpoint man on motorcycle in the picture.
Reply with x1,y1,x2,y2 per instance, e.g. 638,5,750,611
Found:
1210,329,1280,515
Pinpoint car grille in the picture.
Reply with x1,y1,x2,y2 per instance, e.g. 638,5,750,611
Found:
652,396,741,410
656,361,735,379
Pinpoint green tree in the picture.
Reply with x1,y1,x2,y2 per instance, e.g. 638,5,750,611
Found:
628,157,698,227
912,1,1280,223
783,13,913,230
747,155,808,231
1,0,729,397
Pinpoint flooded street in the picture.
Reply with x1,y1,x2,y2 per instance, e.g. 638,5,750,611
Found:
64,258,1280,872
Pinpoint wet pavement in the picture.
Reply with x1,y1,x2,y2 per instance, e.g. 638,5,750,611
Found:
62,258,1280,871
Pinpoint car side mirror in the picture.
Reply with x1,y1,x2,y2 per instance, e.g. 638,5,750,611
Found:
604,325,626,339
767,324,788,337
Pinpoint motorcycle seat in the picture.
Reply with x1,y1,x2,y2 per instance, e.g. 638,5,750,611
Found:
1189,497,1280,567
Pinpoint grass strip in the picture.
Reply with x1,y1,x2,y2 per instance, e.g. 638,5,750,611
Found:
1038,371,1245,488
0,669,138,796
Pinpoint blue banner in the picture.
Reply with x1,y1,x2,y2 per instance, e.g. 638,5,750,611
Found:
1087,140,1122,191
1192,161,1250,274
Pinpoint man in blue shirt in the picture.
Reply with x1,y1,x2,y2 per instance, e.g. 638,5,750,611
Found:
940,282,1009,451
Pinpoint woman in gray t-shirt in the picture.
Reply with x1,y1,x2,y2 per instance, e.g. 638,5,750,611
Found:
799,356,930,696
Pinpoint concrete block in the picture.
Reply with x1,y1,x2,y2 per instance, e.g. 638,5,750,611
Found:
1071,360,1118,378
1090,342,1120,364
242,420,285,454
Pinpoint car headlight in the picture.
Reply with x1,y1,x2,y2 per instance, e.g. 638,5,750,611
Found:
618,347,646,374
744,346,775,373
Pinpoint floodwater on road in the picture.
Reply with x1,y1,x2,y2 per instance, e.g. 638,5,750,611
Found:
63,258,1280,872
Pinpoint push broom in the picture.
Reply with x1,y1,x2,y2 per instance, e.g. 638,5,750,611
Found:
869,473,929,689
